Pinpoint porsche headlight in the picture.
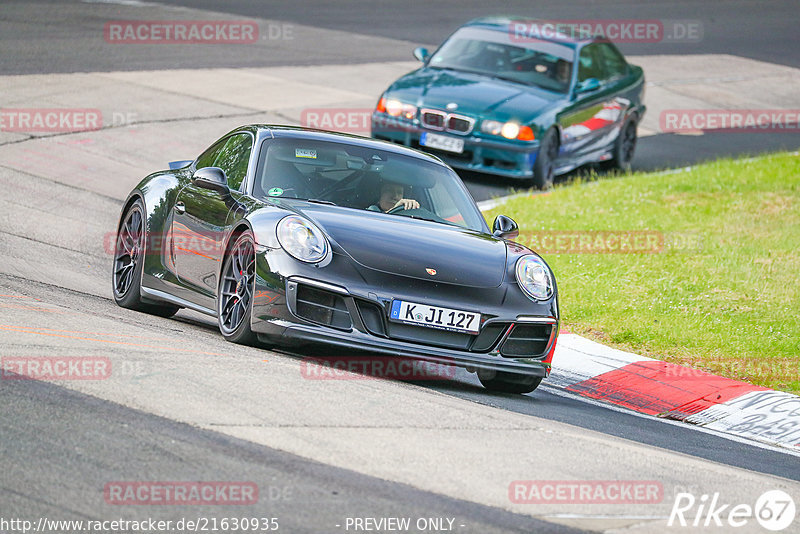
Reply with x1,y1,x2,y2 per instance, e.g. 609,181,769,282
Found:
515,255,554,301
276,216,328,263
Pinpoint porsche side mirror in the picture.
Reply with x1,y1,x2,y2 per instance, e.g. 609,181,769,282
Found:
192,167,230,197
413,47,429,62
574,77,601,95
492,215,519,240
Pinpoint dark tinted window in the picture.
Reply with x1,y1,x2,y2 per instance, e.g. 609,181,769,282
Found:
429,27,575,93
577,44,603,82
194,133,253,191
214,134,253,191
254,138,487,232
195,139,226,170
597,43,628,79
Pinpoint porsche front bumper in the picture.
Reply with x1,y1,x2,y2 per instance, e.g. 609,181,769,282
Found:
250,266,558,378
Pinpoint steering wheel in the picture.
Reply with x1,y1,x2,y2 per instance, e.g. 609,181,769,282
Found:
385,206,450,225
387,204,408,214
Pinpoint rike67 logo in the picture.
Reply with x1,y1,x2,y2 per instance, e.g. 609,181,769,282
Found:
669,490,796,531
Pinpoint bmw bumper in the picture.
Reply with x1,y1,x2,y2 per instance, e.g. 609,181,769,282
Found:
371,113,540,179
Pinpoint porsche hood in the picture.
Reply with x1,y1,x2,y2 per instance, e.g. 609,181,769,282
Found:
290,204,507,288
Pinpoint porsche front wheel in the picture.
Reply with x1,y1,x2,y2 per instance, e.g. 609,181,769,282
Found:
478,370,542,394
218,231,259,346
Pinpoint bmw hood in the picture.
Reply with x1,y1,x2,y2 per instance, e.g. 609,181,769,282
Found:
290,204,507,288
387,68,560,123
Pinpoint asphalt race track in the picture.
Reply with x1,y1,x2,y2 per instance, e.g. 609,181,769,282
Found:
1,1,799,533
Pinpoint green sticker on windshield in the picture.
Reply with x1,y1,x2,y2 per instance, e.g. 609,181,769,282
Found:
268,187,284,196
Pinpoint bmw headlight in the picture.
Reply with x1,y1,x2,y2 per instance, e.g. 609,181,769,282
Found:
515,255,554,301
481,120,535,140
378,98,417,120
276,216,328,263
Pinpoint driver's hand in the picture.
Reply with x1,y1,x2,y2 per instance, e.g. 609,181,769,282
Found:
393,198,420,211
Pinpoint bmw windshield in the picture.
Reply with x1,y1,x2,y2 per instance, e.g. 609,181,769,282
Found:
428,27,575,93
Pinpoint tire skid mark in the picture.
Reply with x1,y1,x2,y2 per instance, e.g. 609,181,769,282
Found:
0,323,177,342
0,324,226,356
0,303,67,314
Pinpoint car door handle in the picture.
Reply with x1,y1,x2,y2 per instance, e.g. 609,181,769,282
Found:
174,201,186,214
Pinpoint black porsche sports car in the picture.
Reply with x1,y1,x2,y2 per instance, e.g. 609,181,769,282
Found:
112,125,559,393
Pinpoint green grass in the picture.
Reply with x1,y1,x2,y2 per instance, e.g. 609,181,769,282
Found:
485,152,800,393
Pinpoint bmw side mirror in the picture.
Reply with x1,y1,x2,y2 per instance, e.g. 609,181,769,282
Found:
492,215,519,240
574,77,601,95
192,167,230,197
413,47,429,62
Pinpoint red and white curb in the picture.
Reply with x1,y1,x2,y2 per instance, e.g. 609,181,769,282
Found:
550,333,800,452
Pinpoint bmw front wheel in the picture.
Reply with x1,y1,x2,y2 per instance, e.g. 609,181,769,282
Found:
611,116,638,172
532,128,558,189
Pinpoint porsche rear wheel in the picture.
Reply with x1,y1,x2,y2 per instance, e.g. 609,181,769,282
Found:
112,199,179,318
218,231,258,346
478,370,542,394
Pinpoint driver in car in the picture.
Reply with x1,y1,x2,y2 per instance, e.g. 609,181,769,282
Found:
554,59,571,87
367,181,420,213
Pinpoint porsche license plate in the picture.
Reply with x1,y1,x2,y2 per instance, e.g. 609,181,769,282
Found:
389,299,480,335
420,132,465,153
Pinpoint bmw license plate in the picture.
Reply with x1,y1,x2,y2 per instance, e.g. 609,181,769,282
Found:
389,299,480,335
420,132,465,154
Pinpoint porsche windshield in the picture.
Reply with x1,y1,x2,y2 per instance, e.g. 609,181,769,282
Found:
428,27,575,93
253,138,487,232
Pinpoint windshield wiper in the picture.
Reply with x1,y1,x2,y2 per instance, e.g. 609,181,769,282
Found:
303,198,337,206
431,65,530,86
491,74,524,84
429,65,487,76
399,213,452,225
